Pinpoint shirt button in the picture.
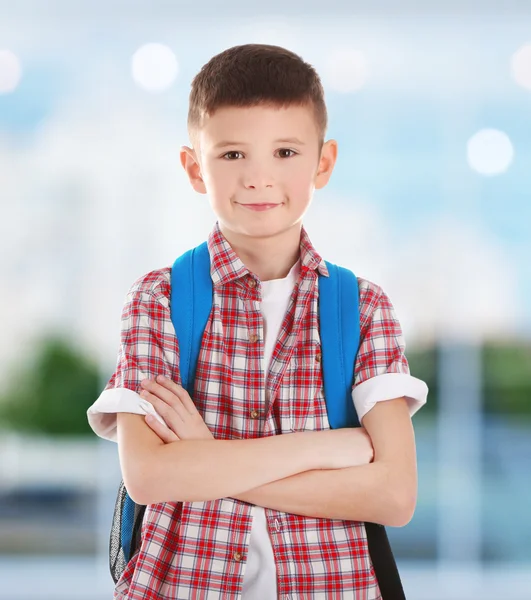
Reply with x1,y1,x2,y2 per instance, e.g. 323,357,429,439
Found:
275,518,281,532
249,333,258,343
250,409,259,419
247,278,256,288
315,351,322,363
233,551,243,561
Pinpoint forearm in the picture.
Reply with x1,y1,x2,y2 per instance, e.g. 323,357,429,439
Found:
142,431,324,505
232,461,413,527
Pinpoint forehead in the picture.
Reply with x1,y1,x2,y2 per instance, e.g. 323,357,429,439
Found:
199,104,318,144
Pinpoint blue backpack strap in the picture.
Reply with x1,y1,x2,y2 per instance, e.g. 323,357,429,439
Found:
120,242,213,565
170,241,213,394
320,263,405,599
318,262,360,429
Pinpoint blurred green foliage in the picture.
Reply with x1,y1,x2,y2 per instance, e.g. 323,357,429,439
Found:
482,341,531,416
0,334,100,436
408,341,531,416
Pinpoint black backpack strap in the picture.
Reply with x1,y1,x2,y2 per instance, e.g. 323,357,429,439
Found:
366,522,407,599
131,503,147,558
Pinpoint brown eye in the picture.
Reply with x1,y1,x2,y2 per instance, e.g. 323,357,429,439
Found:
223,151,242,160
277,149,296,158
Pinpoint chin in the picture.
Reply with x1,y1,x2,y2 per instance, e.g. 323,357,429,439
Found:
218,210,303,238
245,221,301,240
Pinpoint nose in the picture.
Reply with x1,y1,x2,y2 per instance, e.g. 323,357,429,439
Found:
242,164,274,190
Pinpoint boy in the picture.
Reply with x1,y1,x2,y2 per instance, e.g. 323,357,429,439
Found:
87,44,428,599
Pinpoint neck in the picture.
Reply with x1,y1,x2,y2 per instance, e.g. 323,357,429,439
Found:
219,222,302,281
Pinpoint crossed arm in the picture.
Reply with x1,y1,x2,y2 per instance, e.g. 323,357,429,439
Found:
118,396,417,528
114,282,418,527
230,397,417,527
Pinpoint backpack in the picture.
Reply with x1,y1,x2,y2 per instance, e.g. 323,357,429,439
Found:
109,241,406,599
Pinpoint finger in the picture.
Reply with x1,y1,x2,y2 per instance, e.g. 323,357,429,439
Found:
156,376,198,416
174,386,199,416
140,392,185,429
145,380,191,420
154,376,198,417
145,414,180,443
145,414,180,442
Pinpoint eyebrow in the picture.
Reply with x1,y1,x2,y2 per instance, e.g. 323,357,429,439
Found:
213,137,306,149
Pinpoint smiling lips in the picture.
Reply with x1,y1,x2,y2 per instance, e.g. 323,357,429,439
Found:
239,203,281,211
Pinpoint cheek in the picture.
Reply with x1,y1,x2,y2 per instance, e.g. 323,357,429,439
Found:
284,163,317,196
204,162,233,192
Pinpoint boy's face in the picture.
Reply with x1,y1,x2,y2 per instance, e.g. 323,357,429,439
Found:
180,104,337,243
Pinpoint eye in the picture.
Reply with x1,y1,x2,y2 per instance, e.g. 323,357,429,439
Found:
277,148,297,158
222,151,243,160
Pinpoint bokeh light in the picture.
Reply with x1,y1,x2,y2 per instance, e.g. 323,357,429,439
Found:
511,43,531,91
131,43,179,92
0,49,22,94
466,128,514,176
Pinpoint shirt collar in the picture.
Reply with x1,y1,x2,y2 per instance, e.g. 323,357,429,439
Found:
207,220,329,288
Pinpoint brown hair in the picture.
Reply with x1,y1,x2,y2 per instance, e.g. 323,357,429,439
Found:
187,44,328,152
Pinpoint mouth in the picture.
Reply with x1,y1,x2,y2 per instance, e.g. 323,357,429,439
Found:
237,203,282,211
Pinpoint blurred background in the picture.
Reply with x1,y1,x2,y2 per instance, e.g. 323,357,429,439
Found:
1,1,530,598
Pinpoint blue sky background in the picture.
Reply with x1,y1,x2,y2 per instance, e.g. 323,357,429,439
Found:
1,3,530,374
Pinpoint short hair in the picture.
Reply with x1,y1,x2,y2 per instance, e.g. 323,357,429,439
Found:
187,44,328,152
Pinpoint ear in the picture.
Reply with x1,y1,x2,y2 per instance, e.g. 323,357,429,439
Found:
180,146,207,194
314,139,338,190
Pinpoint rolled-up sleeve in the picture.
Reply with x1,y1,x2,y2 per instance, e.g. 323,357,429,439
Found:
87,270,180,442
352,279,429,423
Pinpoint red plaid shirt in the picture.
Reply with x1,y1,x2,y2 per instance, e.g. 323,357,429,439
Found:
107,221,416,599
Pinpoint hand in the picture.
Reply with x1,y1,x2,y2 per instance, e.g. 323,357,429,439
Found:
313,427,374,470
139,375,215,443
